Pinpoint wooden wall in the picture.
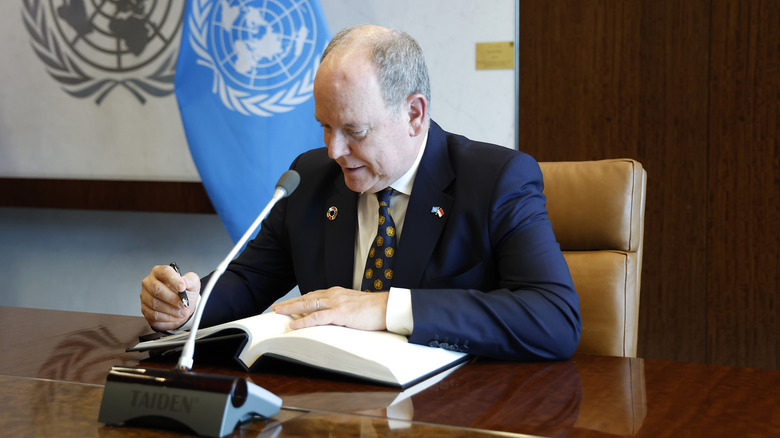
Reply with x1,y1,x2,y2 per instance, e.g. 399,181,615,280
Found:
517,0,779,369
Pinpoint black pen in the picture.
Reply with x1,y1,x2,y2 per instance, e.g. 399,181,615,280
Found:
169,263,189,308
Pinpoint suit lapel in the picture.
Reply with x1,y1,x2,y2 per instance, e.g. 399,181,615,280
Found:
395,122,454,288
324,177,358,288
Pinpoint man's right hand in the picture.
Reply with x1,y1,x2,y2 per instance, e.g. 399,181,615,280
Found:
140,265,201,331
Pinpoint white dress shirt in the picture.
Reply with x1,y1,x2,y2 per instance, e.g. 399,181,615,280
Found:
352,131,428,336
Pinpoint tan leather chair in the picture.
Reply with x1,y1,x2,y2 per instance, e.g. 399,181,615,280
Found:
539,159,647,357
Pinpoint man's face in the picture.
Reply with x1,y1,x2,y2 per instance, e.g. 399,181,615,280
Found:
314,53,419,194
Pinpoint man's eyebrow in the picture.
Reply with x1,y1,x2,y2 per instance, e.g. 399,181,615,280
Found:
314,118,364,130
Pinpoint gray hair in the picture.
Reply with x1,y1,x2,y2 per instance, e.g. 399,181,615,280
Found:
322,26,431,116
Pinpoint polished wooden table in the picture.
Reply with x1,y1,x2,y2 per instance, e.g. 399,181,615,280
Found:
1,306,778,437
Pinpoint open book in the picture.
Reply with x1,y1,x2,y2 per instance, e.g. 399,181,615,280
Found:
128,312,469,388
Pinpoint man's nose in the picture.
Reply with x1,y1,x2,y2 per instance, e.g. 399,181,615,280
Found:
327,132,350,160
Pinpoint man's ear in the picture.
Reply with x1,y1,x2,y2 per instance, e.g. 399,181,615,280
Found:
406,94,427,137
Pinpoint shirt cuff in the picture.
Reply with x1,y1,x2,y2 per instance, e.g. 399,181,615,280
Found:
386,287,413,335
171,317,194,333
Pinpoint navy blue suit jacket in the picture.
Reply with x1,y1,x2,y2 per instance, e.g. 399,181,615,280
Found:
201,121,581,361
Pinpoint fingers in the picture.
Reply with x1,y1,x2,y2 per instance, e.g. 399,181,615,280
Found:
273,292,323,315
182,271,201,293
272,288,388,331
289,306,334,330
279,294,338,330
140,265,197,330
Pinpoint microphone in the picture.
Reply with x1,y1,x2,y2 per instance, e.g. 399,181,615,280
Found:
99,170,300,437
178,169,299,371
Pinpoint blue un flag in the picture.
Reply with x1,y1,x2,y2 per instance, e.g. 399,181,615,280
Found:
175,0,330,242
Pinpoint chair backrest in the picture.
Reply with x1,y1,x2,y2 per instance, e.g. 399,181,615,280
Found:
539,159,647,357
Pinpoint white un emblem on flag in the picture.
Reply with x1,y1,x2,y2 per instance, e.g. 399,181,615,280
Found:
187,0,322,117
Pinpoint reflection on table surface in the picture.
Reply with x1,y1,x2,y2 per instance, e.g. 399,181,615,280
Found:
1,306,778,437
6,376,519,437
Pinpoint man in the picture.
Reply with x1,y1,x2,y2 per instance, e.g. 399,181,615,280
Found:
140,25,581,361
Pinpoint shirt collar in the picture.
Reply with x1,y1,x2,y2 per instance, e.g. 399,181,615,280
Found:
388,128,429,196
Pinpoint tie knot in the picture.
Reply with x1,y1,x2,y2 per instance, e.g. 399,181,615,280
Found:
376,188,393,207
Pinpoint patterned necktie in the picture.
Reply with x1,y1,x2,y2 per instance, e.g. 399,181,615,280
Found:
361,188,396,292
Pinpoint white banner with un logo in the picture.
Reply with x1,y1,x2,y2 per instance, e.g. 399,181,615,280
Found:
175,0,330,242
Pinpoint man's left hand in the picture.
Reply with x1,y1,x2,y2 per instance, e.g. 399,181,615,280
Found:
272,287,389,331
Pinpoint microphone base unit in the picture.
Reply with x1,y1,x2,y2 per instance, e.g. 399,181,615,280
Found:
98,365,282,437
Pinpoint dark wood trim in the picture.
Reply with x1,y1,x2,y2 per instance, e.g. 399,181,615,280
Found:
0,178,215,214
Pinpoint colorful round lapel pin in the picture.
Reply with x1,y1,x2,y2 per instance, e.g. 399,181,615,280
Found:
327,206,338,221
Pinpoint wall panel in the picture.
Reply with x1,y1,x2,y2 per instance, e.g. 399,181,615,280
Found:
518,0,778,369
517,1,641,160
636,0,711,363
707,0,780,369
